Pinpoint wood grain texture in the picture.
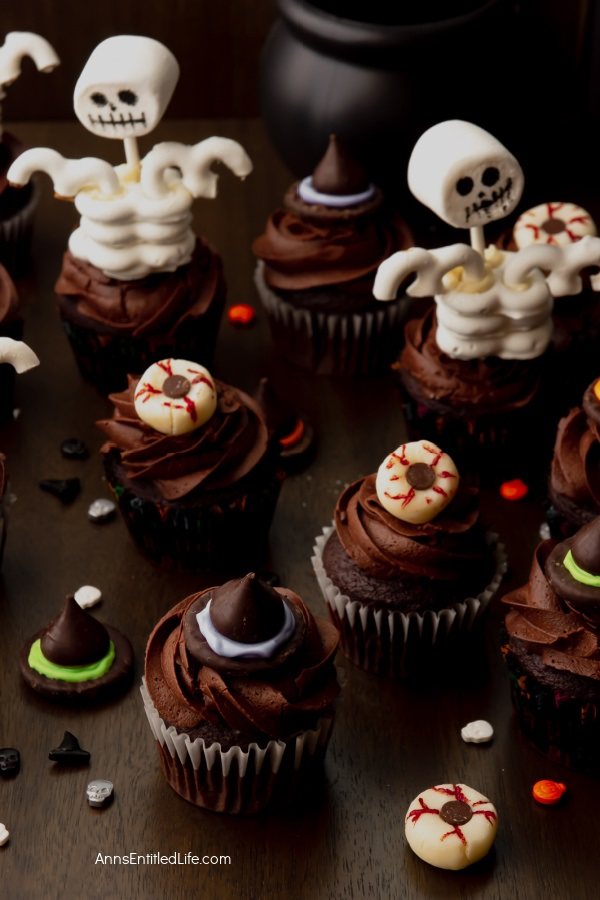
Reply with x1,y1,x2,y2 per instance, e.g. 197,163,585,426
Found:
0,119,599,900
0,0,275,119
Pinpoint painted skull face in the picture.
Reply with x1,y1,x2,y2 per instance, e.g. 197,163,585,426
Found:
407,120,524,229
0,747,19,776
86,779,113,807
73,35,179,139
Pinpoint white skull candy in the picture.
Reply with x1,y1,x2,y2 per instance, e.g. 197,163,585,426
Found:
86,779,114,808
460,719,494,744
73,36,179,140
134,359,217,435
375,440,459,525
408,120,524,229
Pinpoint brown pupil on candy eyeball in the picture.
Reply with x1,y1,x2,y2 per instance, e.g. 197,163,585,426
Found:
406,462,436,491
162,375,191,399
440,800,473,826
542,217,565,235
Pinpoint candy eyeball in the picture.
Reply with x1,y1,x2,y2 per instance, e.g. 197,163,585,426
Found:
134,359,217,436
375,440,459,524
405,783,498,870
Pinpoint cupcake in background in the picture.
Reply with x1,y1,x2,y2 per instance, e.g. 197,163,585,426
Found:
499,201,600,410
97,359,284,572
502,517,600,773
374,121,600,475
0,263,25,423
0,336,39,567
8,35,252,392
142,572,340,814
253,134,413,376
0,32,59,273
547,378,600,537
312,439,506,677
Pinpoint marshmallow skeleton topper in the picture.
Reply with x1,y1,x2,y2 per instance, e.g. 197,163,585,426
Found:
374,120,600,361
7,35,253,280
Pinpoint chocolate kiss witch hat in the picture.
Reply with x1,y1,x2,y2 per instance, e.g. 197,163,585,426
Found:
546,517,600,628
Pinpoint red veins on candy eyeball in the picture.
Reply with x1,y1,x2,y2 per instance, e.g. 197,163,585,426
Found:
532,780,567,805
227,304,256,327
499,479,529,501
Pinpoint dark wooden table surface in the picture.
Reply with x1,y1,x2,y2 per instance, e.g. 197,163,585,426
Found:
0,120,597,900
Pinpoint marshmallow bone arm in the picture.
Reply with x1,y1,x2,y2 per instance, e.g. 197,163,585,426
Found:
0,337,39,373
503,235,600,297
373,244,487,300
141,137,253,199
0,32,59,86
7,148,120,198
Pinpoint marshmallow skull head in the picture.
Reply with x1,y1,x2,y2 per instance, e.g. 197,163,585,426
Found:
86,779,114,807
407,120,524,229
73,35,179,140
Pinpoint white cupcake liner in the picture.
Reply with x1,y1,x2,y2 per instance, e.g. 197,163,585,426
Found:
311,524,507,677
254,261,407,376
140,679,333,813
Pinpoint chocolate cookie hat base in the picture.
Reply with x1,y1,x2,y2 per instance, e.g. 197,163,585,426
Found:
19,624,134,703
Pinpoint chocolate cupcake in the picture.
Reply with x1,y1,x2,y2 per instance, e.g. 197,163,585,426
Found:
0,263,24,423
502,518,600,772
54,239,226,394
548,378,600,536
498,201,600,410
97,359,284,572
312,440,506,677
20,596,134,702
253,134,413,375
141,573,340,813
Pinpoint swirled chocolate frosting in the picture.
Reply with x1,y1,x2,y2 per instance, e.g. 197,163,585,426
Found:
55,238,222,336
503,541,600,681
98,377,270,501
145,587,340,743
550,381,600,512
398,308,541,415
334,475,491,586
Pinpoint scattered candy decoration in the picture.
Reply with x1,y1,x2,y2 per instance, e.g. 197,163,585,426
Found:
460,720,494,744
74,585,102,609
61,437,89,460
39,478,81,504
0,823,9,846
279,417,305,449
227,303,256,327
405,783,498,870
539,522,552,540
500,479,529,501
49,732,90,766
88,498,116,523
86,779,114,808
532,780,567,806
0,748,20,777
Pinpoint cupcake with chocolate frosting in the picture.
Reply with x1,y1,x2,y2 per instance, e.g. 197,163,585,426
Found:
502,517,600,771
312,440,506,677
141,572,340,813
547,378,600,536
97,358,284,571
253,134,413,375
19,595,134,702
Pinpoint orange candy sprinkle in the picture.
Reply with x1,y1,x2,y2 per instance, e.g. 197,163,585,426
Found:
279,418,305,449
594,379,600,402
532,780,567,805
227,304,256,327
500,479,529,501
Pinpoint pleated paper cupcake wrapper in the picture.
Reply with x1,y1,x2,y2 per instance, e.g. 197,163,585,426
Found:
141,679,333,814
0,182,38,275
255,261,407,376
504,649,600,774
312,525,507,678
